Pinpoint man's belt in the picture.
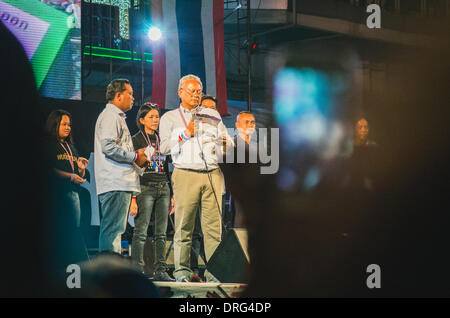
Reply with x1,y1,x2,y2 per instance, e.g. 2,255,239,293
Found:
177,168,218,174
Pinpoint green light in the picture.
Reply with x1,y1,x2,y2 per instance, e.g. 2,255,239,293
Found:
84,46,153,62
83,52,153,62
85,46,153,55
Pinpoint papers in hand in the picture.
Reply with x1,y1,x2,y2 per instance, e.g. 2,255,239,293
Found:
144,146,155,159
133,146,155,176
192,107,222,128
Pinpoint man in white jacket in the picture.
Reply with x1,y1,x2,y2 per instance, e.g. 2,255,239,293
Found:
159,75,226,282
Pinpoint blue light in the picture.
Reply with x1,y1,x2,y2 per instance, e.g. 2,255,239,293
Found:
274,68,330,148
276,168,298,191
304,167,321,190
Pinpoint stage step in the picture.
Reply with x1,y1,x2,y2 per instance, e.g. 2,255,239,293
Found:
153,282,247,298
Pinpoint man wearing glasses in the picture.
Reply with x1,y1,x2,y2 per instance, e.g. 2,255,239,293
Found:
159,74,223,282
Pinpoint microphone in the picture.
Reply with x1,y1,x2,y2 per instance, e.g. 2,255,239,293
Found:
190,93,203,133
191,108,198,135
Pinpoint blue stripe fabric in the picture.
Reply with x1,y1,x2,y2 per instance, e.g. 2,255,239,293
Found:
176,0,207,93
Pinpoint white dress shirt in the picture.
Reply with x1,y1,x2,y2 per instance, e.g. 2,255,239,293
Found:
94,103,140,195
159,105,228,171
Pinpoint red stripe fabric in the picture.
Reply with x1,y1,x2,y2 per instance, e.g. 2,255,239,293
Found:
213,0,228,116
151,0,166,109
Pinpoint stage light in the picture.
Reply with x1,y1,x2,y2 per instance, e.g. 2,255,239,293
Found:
148,27,162,41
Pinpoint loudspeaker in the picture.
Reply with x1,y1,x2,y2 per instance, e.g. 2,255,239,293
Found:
207,228,250,283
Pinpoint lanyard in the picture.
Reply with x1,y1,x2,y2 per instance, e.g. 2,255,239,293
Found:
141,131,163,172
59,142,74,173
178,107,189,129
140,130,160,153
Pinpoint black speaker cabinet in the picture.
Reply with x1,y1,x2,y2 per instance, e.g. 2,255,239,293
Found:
207,228,250,283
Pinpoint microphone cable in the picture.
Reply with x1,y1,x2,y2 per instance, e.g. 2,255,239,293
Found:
191,105,229,235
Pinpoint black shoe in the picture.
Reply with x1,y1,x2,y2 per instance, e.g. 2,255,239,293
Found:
153,271,175,282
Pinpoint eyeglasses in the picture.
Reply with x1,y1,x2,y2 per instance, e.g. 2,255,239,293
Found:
182,88,203,96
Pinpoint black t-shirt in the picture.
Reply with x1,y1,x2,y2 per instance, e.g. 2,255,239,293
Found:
46,140,84,192
132,131,170,184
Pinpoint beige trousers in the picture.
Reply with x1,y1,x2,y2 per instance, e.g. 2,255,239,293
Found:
171,168,223,280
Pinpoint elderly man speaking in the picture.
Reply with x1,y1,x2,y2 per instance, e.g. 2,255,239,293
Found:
159,74,226,282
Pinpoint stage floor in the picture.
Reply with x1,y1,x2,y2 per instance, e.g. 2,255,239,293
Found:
153,281,247,298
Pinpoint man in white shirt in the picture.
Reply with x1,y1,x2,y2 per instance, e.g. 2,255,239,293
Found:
94,79,148,254
159,74,225,282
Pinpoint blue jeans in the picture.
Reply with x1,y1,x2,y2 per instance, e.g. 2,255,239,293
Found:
64,190,81,228
132,182,170,273
98,191,132,254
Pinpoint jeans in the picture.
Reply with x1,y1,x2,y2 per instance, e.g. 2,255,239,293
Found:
131,181,170,273
98,191,132,254
52,189,86,271
65,190,81,228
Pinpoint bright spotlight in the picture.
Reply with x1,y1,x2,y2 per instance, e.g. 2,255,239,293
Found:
148,27,162,41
